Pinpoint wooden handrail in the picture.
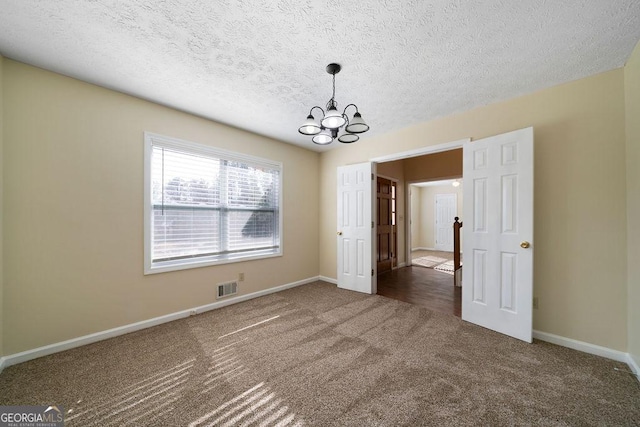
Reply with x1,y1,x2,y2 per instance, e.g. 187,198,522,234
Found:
453,217,463,270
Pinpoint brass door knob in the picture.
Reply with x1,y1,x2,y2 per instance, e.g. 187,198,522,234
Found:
520,241,531,249
337,231,343,236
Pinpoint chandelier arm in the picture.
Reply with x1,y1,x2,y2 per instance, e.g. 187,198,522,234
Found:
309,105,325,117
342,103,359,115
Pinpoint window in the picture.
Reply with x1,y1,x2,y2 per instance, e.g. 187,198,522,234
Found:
144,133,282,274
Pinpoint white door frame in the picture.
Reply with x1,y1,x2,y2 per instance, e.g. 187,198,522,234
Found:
370,138,470,269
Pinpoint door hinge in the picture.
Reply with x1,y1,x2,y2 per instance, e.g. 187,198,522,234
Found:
372,221,374,228
371,173,374,180
371,269,374,276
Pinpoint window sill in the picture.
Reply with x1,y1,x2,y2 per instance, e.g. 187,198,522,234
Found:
144,250,283,275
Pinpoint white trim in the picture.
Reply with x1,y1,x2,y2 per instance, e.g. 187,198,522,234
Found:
319,275,338,285
627,353,640,377
143,132,284,275
412,247,436,251
367,138,469,293
533,330,628,363
0,276,319,372
397,262,407,268
370,138,470,163
144,132,282,169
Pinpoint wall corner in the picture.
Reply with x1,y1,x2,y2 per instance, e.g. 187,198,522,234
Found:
625,40,640,368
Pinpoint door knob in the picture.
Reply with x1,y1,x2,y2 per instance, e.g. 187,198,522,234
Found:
337,231,343,236
520,241,530,249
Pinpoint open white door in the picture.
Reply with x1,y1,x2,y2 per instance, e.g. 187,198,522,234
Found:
337,162,376,294
462,127,534,342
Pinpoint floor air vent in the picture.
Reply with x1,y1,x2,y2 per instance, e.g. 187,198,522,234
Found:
217,281,238,299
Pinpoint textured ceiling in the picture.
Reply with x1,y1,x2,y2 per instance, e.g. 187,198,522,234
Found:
1,1,639,152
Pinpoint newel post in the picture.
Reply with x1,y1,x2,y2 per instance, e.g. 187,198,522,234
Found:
453,217,463,271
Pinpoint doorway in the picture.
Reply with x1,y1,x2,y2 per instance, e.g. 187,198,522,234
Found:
382,176,463,317
338,129,534,342
408,179,463,265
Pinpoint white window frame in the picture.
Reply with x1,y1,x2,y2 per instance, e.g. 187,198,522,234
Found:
144,132,283,275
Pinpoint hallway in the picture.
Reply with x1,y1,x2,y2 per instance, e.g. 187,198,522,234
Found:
377,266,461,318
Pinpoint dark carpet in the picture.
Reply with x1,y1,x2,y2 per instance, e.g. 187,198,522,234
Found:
1,281,639,426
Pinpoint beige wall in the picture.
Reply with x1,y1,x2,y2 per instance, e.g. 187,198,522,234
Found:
625,41,640,366
403,149,463,183
412,184,463,250
1,52,637,359
320,68,628,350
2,59,320,355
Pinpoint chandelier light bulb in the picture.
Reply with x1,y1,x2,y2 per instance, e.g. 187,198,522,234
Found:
298,114,321,135
321,106,347,129
338,132,359,143
312,129,333,145
345,112,369,134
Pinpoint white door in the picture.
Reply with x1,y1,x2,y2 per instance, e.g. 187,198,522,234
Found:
462,127,534,342
337,162,376,294
435,193,457,251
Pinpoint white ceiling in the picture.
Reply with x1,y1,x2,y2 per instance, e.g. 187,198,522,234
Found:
1,1,639,153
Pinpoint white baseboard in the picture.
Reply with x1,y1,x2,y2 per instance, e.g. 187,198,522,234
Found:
533,330,628,363
3,285,636,383
0,276,320,373
628,353,640,377
397,262,406,268
411,247,435,252
318,275,337,285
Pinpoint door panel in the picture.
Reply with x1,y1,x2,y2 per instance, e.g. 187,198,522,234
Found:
377,176,393,274
337,163,375,294
462,127,534,343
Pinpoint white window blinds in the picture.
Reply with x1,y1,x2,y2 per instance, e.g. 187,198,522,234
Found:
144,133,282,274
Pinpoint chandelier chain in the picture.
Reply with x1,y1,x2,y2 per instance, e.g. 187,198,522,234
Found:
328,72,337,109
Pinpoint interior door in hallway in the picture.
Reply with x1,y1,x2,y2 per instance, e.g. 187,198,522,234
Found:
435,193,457,251
377,176,394,274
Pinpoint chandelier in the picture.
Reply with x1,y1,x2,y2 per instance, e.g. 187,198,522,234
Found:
298,63,369,145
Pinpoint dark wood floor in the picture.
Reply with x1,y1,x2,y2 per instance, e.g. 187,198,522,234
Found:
377,266,462,317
